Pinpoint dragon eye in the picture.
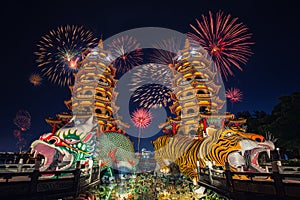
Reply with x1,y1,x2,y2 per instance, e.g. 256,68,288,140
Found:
65,138,79,144
225,132,234,137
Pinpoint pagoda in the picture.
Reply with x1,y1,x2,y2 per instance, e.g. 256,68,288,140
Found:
166,39,231,138
45,95,73,133
45,40,127,134
70,39,127,131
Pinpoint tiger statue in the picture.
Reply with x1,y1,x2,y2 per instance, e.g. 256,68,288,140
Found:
152,127,275,182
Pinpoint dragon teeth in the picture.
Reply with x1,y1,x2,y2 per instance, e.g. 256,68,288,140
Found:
34,150,38,158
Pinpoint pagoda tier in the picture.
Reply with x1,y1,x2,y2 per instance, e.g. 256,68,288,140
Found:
71,40,118,126
45,112,72,133
200,112,234,129
167,39,227,137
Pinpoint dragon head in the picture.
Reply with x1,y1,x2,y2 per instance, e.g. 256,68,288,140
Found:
30,116,97,171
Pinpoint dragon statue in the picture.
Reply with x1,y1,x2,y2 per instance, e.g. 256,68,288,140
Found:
30,116,138,172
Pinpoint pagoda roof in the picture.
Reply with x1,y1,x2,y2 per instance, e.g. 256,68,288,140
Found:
227,118,247,124
200,113,234,119
158,116,181,128
56,112,72,118
64,99,72,110
45,118,64,124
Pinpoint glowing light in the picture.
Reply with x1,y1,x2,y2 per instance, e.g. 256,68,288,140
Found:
131,108,152,129
150,37,181,67
132,84,173,109
35,25,97,86
226,87,243,103
29,73,43,86
13,110,31,131
108,35,143,75
129,63,172,92
188,10,254,80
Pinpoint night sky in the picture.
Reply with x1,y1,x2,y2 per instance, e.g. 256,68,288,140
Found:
0,0,299,152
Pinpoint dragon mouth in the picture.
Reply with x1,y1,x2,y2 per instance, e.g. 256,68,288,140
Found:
228,143,273,173
30,141,73,171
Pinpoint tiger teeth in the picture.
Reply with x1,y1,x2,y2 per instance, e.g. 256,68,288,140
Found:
267,150,270,158
241,150,245,157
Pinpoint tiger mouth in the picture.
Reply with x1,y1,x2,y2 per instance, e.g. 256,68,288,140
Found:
30,141,73,171
228,145,272,172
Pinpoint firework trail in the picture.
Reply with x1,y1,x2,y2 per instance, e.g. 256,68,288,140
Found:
132,84,173,109
188,10,253,80
108,35,143,75
35,25,97,86
13,129,21,139
16,137,27,153
131,108,152,153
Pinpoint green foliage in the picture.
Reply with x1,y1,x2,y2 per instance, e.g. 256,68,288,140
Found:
200,189,228,200
237,92,300,151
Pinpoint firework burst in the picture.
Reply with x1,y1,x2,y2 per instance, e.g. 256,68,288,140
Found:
14,110,31,131
226,87,243,103
131,108,152,153
150,37,182,67
35,25,97,86
29,73,43,86
108,35,143,75
129,63,173,92
131,108,152,129
188,10,253,80
132,84,172,109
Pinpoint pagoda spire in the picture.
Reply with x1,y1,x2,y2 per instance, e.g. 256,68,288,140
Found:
184,38,190,49
98,38,103,49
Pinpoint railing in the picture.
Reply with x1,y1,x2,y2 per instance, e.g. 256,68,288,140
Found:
0,161,101,199
0,164,35,173
196,161,300,199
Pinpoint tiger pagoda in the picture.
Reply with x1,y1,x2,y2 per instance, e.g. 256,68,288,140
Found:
160,39,235,138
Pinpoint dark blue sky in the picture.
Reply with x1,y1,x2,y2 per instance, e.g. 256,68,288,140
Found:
0,0,299,152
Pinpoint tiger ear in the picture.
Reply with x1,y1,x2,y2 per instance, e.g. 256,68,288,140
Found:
206,127,217,137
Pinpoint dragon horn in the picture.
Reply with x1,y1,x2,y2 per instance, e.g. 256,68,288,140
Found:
79,116,95,139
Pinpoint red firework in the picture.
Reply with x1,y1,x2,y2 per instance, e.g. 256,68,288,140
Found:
108,35,143,75
131,108,152,153
13,129,21,139
226,87,243,103
188,10,253,80
14,110,31,131
131,108,152,129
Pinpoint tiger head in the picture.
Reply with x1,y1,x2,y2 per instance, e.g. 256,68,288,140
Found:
200,127,275,172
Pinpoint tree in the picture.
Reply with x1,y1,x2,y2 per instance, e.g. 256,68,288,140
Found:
268,92,300,150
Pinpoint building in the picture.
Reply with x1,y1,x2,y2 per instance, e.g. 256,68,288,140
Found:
166,39,228,137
